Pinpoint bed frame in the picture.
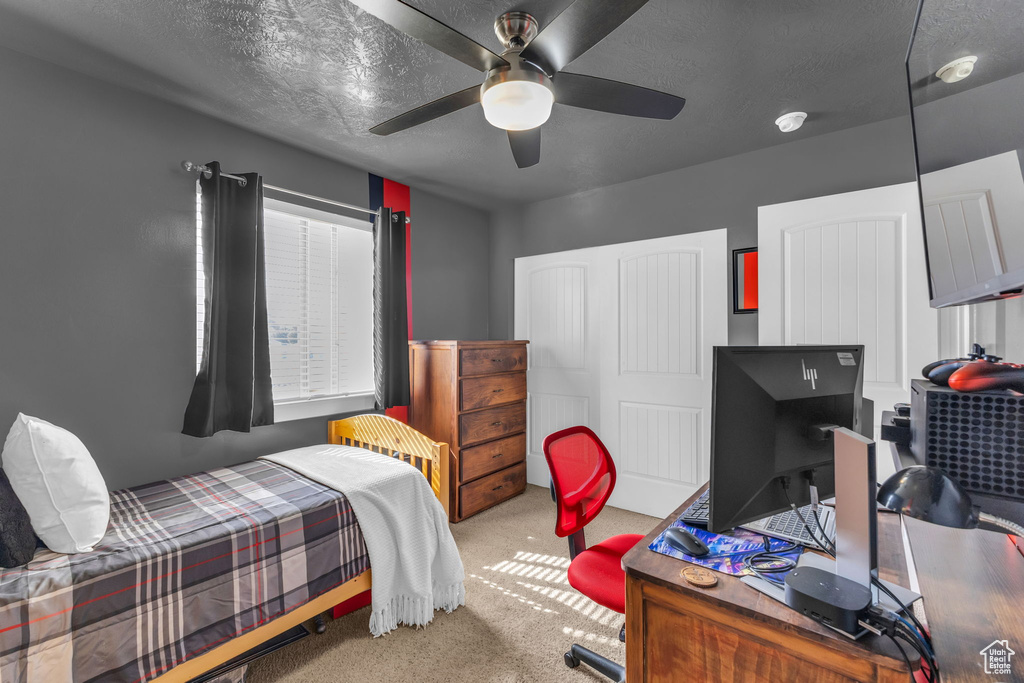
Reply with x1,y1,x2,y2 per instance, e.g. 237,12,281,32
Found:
152,414,450,683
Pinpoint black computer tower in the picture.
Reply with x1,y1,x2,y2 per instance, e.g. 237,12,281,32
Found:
910,378,1024,502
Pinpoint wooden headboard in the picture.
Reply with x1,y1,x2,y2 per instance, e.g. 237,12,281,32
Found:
328,414,450,519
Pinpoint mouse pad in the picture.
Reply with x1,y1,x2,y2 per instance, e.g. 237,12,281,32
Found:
649,520,803,577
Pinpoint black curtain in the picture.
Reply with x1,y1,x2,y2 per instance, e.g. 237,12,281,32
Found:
183,161,274,437
373,207,410,410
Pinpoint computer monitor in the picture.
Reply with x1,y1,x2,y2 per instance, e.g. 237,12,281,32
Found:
708,345,865,534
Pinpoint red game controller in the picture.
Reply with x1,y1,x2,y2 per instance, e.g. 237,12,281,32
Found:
921,344,986,386
948,356,1024,393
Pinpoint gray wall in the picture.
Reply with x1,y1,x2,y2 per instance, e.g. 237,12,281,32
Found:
488,117,919,343
0,47,489,490
410,187,490,340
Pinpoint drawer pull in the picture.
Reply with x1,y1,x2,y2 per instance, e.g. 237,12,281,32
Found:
493,388,503,393
492,485,504,491
492,421,503,426
492,453,504,459
491,358,501,362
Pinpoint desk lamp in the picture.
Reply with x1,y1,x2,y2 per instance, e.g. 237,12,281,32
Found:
877,466,1024,537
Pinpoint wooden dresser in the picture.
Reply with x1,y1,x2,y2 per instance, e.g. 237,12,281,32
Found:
408,340,529,522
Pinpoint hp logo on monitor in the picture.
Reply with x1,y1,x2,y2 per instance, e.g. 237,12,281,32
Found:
802,360,818,390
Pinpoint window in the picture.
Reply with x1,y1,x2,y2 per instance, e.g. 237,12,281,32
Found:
197,193,376,420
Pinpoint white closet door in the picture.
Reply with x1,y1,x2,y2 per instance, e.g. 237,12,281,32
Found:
514,255,601,475
514,230,728,518
758,183,937,443
597,231,728,516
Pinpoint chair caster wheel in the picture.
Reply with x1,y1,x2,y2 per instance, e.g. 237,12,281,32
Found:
564,652,580,669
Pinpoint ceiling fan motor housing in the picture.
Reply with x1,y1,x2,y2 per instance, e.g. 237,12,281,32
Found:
494,11,539,49
481,58,553,100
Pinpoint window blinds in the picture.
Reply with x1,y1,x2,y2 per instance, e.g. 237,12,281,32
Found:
197,193,374,403
264,207,374,401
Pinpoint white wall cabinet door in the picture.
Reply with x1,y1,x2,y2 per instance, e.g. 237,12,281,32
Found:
758,183,937,445
515,230,728,518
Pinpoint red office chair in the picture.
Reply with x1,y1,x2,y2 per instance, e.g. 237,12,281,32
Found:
543,426,644,683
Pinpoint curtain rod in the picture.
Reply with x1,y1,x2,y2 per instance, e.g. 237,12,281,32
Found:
180,161,409,223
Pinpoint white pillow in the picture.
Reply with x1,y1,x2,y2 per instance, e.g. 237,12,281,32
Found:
1,414,110,553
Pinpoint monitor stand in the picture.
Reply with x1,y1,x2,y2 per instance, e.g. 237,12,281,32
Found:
831,428,922,606
745,427,922,635
833,427,877,588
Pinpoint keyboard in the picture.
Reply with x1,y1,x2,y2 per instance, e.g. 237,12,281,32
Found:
681,490,836,550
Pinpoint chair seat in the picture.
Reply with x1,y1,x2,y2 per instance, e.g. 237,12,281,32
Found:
567,533,645,614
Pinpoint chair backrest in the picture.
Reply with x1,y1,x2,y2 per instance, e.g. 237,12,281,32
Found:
543,426,617,538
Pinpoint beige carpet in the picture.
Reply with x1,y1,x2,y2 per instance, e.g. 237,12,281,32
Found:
247,484,656,683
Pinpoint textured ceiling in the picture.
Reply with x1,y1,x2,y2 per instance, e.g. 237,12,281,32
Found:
0,0,928,208
909,0,1024,105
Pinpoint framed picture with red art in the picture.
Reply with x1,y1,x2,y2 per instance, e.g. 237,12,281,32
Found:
733,247,758,314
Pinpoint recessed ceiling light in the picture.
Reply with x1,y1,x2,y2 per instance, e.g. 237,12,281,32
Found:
775,112,807,133
936,56,978,83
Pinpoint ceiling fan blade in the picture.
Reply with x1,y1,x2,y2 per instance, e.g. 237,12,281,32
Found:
519,0,652,75
370,85,480,135
347,0,508,72
508,128,541,168
555,72,685,119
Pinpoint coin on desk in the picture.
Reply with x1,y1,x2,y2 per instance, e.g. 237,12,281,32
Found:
681,566,718,587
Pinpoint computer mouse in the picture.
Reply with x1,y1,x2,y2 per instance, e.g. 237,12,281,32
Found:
663,527,709,557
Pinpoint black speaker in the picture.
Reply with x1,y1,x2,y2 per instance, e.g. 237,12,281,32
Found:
910,379,1024,501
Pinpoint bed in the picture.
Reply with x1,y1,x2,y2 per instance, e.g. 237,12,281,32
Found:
0,415,450,683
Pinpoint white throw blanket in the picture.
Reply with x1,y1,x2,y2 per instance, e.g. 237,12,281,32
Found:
261,445,465,636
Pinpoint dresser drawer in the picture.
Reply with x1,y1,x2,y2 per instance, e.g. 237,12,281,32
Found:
460,373,526,411
460,346,527,376
459,462,526,518
460,433,526,482
460,402,526,446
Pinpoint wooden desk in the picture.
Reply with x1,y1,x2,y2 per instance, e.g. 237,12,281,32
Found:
622,486,912,682
890,439,1024,680
904,518,1024,681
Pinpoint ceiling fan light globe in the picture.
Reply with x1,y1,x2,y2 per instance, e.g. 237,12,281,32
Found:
481,79,554,131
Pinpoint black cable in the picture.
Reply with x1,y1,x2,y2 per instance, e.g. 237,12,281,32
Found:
865,607,935,682
743,535,799,585
896,622,939,683
782,485,836,556
886,633,916,683
872,578,932,649
895,613,934,659
897,621,938,683
810,506,837,554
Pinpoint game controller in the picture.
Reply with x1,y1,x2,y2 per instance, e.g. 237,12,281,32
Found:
948,357,1024,394
922,343,987,386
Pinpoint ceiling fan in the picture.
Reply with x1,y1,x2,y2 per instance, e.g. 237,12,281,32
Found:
352,0,686,168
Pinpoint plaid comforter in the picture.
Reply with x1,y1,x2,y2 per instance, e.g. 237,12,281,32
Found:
0,460,369,683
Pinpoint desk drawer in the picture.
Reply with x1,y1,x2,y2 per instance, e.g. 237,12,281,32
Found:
460,346,527,376
460,462,526,518
460,433,526,482
460,403,526,447
461,373,526,411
